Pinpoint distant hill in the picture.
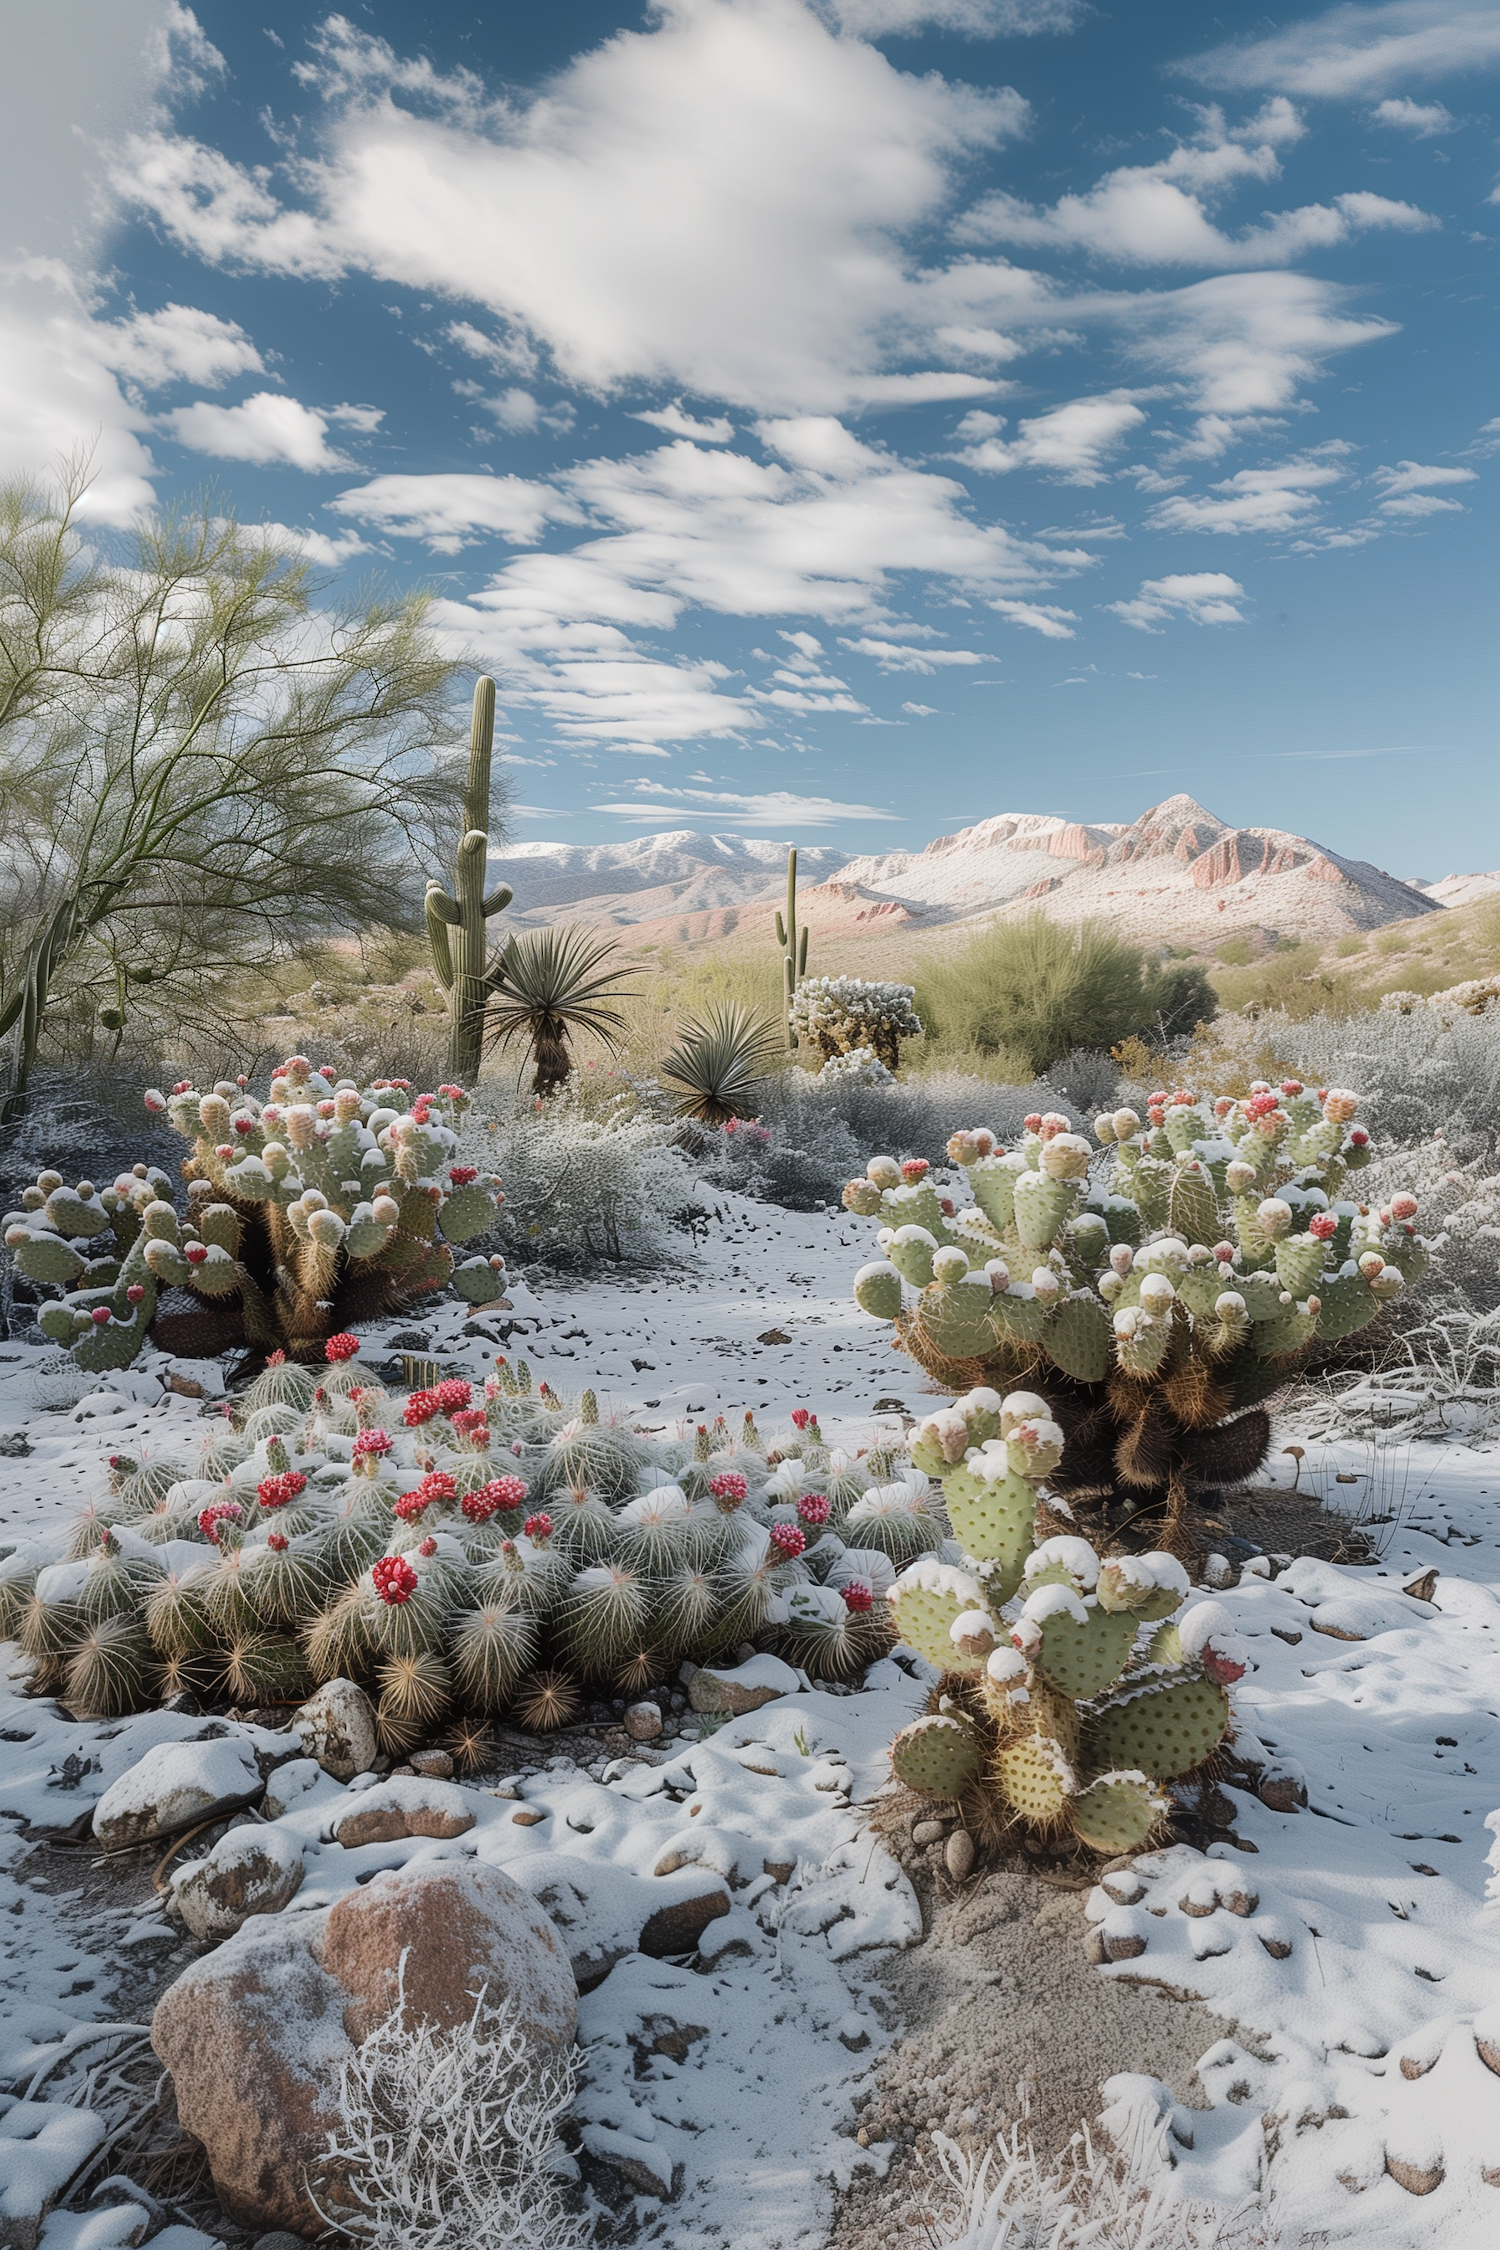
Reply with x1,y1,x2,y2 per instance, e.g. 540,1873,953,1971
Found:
488,795,1440,948
488,831,850,925
1415,869,1500,910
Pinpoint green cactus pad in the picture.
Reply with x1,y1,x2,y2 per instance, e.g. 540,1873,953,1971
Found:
891,1712,982,1798
1043,1292,1112,1382
1273,1236,1325,1299
1070,1773,1168,1854
1029,1602,1137,1700
1168,1164,1219,1248
993,1733,1072,1824
1013,1172,1080,1251
11,1233,88,1287
886,1226,939,1288
886,1561,988,1673
442,1181,499,1241
1315,1271,1380,1340
943,1465,1033,1583
1082,1670,1231,1780
855,1261,904,1321
1175,1265,1225,1319
453,1256,505,1305
991,1287,1046,1343
967,1152,1025,1233
1253,1306,1319,1359
921,1275,998,1358
1237,1270,1287,1322
1145,1619,1182,1665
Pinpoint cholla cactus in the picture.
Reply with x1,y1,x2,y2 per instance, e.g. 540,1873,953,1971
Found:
14,1371,896,1730
4,1059,510,1370
845,1083,1429,1544
790,976,922,1073
886,1386,1244,1854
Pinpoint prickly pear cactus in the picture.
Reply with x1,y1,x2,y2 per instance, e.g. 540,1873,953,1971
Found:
885,1384,1245,1855
844,1086,1429,1542
3,1059,511,1370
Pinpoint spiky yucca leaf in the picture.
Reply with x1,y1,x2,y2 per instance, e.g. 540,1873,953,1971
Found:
513,1669,582,1732
481,922,636,1096
157,1648,221,1704
613,1644,669,1696
221,1631,312,1708
439,1716,495,1775
660,1000,780,1126
65,1618,157,1719
375,1649,454,1754
449,1604,539,1711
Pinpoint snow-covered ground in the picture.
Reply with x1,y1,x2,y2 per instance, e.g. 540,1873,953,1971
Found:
1,1191,1498,2247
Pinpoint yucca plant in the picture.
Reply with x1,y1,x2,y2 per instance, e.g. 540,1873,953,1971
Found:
660,1000,780,1125
481,925,637,1095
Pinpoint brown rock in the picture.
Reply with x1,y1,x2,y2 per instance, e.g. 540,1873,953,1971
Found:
335,1804,409,1848
172,1828,305,1942
911,1818,946,1846
688,1655,801,1716
152,1862,575,2235
624,1701,663,1742
763,1858,795,1884
331,1778,477,1849
1403,1568,1439,1603
639,1888,731,1957
293,1679,377,1784
1477,2032,1500,2078
512,1806,545,1826
407,1749,454,1779
1385,2154,1444,2196
1258,1933,1294,1960
1259,1775,1304,1814
1104,1932,1148,1961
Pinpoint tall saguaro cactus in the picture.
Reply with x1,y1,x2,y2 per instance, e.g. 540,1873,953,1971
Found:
776,847,809,1051
426,676,513,1084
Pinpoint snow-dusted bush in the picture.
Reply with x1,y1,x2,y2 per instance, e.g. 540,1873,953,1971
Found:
816,1045,893,1086
314,1986,586,2250
1206,1006,1500,1158
916,2107,1279,2250
1356,1140,1500,1315
756,1058,1124,1172
694,1115,859,1212
460,1084,695,1270
790,975,922,1071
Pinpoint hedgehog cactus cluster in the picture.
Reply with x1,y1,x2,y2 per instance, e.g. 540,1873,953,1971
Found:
844,1081,1429,1539
3,1060,509,1371
0,1344,909,1741
885,1386,1246,1854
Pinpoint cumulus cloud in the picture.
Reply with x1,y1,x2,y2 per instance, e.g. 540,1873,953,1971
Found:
1185,2,1500,99
591,780,899,825
1372,458,1476,516
1106,571,1248,630
1147,450,1348,536
957,110,1436,267
116,0,1030,414
101,301,263,389
329,471,583,551
821,0,1081,34
1372,95,1456,132
633,403,736,442
164,390,375,469
988,596,1079,637
953,395,1147,480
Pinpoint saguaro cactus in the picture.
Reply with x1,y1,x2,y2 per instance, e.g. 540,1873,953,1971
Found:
775,848,809,1051
426,676,514,1084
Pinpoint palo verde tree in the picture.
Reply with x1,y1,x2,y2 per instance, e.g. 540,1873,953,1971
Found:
0,465,463,1120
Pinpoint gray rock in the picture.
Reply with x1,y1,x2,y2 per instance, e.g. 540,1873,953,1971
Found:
624,1701,663,1742
172,1825,306,1942
92,1736,262,1849
292,1678,377,1783
688,1654,801,1716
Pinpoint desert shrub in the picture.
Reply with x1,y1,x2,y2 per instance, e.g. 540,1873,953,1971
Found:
915,915,1170,1075
693,1115,860,1211
460,1082,696,1269
1148,960,1217,1041
1228,1006,1500,1156
789,975,922,1071
313,1985,586,2250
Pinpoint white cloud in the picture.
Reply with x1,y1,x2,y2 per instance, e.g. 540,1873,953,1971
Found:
1105,272,1398,423
117,0,1030,414
1147,451,1348,536
1372,95,1456,132
592,780,899,825
485,387,543,433
839,636,987,669
957,113,1437,267
1378,490,1465,516
988,597,1079,637
954,395,1147,480
164,390,365,470
0,263,158,520
633,403,737,442
1106,571,1248,630
821,0,1081,34
1186,2,1500,99
101,301,263,389
902,700,938,713
329,471,584,552
1373,457,1477,494
243,520,375,566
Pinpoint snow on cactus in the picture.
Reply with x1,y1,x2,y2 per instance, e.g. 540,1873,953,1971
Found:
3,1061,511,1372
886,1388,1233,1855
843,1082,1434,1546
789,976,922,1073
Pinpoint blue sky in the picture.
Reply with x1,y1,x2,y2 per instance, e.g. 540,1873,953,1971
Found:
5,1,1497,877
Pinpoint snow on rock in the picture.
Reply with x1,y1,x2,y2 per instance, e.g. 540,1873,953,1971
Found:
687,1653,804,1715
0,2102,107,2250
91,1738,262,1849
290,1679,377,1784
169,1824,306,1942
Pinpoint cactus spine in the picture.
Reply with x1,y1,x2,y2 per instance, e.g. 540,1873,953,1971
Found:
425,675,514,1085
775,847,809,1051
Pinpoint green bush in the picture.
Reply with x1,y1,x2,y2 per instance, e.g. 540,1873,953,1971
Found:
1147,961,1218,1042
915,915,1171,1076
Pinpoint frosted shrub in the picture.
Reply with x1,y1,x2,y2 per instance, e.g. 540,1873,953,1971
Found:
817,1044,893,1085
1223,1006,1500,1157
790,975,922,1071
917,2111,1279,2250
756,1061,1124,1173
696,1114,859,1212
314,1987,586,2250
462,1084,694,1269
1357,1140,1500,1315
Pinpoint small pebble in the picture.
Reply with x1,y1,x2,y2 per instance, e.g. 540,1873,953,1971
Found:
911,1818,947,1846
944,1829,975,1881
408,1748,454,1779
624,1701,664,1742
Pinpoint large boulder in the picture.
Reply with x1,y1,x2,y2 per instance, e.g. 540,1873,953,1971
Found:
151,1860,576,2234
292,1679,377,1782
170,1824,306,1942
92,1737,262,1849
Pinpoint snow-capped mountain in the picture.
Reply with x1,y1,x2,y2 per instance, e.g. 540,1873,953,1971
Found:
489,797,1438,944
